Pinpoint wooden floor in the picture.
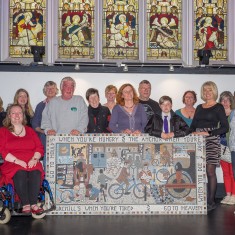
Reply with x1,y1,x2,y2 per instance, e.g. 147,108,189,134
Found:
0,202,235,235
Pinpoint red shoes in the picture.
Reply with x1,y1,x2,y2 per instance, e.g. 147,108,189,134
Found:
22,205,31,213
31,205,44,214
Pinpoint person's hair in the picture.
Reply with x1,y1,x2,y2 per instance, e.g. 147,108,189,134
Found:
139,80,151,87
86,88,99,101
3,104,27,132
0,96,4,112
182,90,197,104
43,81,59,96
159,96,172,105
13,88,34,117
60,76,76,90
105,85,117,94
116,83,139,106
219,91,235,109
201,81,218,101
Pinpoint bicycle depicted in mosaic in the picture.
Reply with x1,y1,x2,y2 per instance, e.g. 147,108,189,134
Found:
108,176,145,200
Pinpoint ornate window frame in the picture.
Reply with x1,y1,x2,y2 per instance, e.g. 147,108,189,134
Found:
0,0,234,65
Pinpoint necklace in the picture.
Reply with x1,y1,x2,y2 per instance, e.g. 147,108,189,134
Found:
14,126,24,136
124,104,134,109
184,108,195,119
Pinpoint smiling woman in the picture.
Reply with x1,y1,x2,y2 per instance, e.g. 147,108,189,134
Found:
13,88,34,127
175,91,197,127
190,81,229,212
86,88,111,133
109,83,148,134
0,104,45,214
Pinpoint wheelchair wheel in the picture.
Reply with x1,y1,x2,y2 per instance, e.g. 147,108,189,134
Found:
31,205,46,220
0,207,11,224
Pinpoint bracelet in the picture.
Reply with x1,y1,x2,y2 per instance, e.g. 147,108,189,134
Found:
33,157,39,161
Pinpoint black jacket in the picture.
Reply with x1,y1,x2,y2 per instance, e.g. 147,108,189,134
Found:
87,104,111,133
144,110,191,138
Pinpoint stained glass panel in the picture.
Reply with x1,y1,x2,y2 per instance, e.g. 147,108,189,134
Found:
9,0,46,58
194,0,227,61
102,0,139,60
147,0,182,60
58,0,95,59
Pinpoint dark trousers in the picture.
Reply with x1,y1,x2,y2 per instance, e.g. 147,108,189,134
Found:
13,170,41,206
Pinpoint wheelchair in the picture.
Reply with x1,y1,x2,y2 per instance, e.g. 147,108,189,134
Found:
0,178,56,224
0,155,56,224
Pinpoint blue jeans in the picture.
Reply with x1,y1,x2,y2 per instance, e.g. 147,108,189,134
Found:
231,151,235,179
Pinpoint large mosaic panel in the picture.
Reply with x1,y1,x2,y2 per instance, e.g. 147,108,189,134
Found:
58,0,95,59
146,0,182,60
102,0,139,60
46,134,206,215
9,0,46,58
194,0,227,61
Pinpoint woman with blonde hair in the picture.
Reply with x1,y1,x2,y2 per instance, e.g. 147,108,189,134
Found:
13,88,34,127
190,81,229,211
103,85,117,113
109,83,147,134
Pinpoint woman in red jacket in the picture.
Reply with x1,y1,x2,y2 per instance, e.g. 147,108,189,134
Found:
0,104,44,214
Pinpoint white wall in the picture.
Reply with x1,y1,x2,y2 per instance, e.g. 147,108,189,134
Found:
0,72,234,110
0,71,233,183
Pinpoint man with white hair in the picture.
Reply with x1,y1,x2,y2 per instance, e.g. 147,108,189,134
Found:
41,76,88,135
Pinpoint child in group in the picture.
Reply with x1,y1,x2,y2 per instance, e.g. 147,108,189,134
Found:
145,96,191,139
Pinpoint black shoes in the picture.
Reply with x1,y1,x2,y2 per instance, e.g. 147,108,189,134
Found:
207,202,217,212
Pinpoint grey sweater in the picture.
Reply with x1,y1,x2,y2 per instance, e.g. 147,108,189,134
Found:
41,95,88,134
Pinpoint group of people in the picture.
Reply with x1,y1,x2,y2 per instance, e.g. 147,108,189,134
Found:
0,76,234,213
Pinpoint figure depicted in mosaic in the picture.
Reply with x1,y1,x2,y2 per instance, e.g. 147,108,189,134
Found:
58,0,95,59
103,0,139,60
194,0,227,61
147,0,182,60
10,0,46,58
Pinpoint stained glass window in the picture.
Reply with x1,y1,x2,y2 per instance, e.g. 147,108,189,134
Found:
9,0,46,58
146,0,182,60
58,0,95,59
194,0,227,61
102,0,139,60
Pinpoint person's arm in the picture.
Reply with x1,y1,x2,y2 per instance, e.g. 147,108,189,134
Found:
173,116,192,138
27,127,44,168
140,104,148,133
76,97,88,134
189,106,200,134
109,105,121,133
105,107,111,133
144,115,162,138
0,128,27,168
32,102,45,134
210,104,229,136
41,102,56,135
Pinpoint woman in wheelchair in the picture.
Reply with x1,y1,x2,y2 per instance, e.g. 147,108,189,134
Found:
0,104,44,214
